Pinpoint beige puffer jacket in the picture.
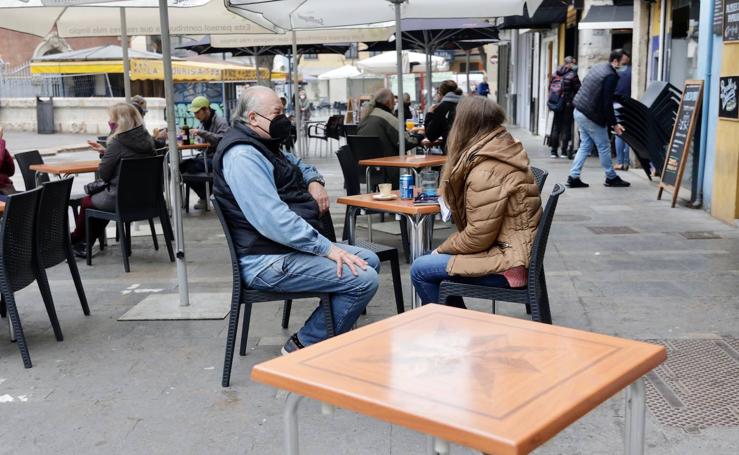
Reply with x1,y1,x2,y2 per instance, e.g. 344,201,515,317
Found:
436,127,542,277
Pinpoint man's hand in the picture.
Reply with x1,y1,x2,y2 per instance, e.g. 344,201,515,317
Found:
421,138,432,148
613,124,625,136
326,245,368,278
190,128,200,136
87,140,105,153
308,181,329,213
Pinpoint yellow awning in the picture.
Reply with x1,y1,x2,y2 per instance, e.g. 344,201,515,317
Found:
31,58,286,82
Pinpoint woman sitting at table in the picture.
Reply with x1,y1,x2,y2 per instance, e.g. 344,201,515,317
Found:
70,103,155,256
423,80,462,152
410,96,542,307
0,125,18,201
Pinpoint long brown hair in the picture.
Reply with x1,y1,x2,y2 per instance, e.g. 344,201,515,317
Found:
441,96,507,187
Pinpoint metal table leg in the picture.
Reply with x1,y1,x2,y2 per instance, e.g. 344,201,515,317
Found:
284,393,305,455
624,379,646,455
406,214,428,309
365,166,373,242
202,152,211,211
426,436,450,455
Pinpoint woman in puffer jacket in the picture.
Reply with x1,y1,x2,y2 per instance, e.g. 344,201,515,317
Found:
411,96,542,307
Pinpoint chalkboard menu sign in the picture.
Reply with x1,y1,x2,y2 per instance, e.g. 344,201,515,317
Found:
719,76,739,119
715,0,724,35
725,0,739,41
658,80,704,208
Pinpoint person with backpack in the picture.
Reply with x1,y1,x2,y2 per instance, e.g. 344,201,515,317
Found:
547,56,580,159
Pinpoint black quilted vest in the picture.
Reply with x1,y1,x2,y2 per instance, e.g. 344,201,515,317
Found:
573,63,618,127
212,122,321,256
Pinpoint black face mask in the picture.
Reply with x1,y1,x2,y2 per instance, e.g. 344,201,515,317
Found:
255,112,291,140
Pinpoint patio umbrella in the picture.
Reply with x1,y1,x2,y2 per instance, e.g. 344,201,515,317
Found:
364,18,499,110
227,0,542,155
0,0,273,308
318,65,362,80
356,51,447,74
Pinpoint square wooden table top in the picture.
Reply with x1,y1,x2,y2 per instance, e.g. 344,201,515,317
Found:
252,304,666,455
178,143,209,151
358,154,447,169
336,191,440,216
29,160,100,175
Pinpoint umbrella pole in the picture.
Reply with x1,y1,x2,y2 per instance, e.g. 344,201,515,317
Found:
292,28,302,158
425,49,432,115
389,0,405,156
159,0,189,306
255,50,261,85
466,50,471,94
120,8,131,101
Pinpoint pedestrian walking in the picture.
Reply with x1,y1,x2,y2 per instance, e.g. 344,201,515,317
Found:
567,49,630,188
547,56,581,159
476,76,490,97
614,51,632,170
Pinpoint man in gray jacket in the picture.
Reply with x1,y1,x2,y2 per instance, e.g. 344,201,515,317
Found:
181,96,229,209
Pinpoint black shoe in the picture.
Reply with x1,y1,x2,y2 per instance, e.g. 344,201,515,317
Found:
566,176,589,188
72,242,87,258
550,149,559,159
566,150,574,160
605,175,631,187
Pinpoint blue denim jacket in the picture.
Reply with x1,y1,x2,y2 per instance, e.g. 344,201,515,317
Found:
222,144,332,286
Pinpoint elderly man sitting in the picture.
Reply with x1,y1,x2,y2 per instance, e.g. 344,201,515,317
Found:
213,86,380,354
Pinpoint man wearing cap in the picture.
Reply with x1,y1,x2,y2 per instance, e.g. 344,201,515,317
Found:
181,96,229,210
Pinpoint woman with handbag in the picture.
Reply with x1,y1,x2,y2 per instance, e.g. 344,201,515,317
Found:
70,103,155,257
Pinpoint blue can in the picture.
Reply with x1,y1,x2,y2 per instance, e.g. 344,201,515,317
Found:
400,173,414,199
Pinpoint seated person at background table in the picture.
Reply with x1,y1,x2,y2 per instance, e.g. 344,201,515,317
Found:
213,86,380,354
0,125,17,201
411,96,542,307
180,96,229,210
70,103,155,257
358,88,422,187
422,80,463,152
393,92,414,121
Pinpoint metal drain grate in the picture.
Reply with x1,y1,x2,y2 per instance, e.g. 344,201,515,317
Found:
644,338,739,433
586,226,639,235
680,231,722,240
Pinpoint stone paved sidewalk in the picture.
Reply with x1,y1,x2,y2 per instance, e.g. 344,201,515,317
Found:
0,127,737,454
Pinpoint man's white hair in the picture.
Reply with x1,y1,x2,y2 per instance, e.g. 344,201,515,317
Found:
232,85,276,125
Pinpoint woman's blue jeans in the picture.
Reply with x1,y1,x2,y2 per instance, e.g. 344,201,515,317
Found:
410,253,509,306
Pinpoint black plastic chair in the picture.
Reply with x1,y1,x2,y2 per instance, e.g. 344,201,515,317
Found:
0,188,62,368
531,166,548,193
346,135,386,187
437,184,566,324
38,178,89,316
85,156,175,272
212,197,334,387
181,153,213,213
15,150,84,218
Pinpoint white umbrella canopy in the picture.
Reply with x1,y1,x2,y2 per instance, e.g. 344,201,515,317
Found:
0,0,272,37
228,0,543,30
210,27,393,48
318,65,362,80
356,51,447,75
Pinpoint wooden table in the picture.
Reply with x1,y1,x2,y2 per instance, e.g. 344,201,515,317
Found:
253,304,666,455
30,160,101,187
337,191,439,309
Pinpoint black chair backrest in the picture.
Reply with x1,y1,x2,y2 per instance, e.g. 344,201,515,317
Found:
38,178,74,269
336,146,362,196
0,187,43,292
116,156,165,218
211,197,243,291
528,184,565,284
15,150,48,190
325,115,343,140
343,124,358,137
346,135,386,161
531,166,548,193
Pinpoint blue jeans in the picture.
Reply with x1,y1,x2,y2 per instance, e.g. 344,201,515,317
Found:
410,253,509,305
615,136,629,166
248,243,380,346
570,109,617,180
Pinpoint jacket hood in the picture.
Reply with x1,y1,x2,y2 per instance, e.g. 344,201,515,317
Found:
441,92,462,104
112,125,154,154
466,127,530,172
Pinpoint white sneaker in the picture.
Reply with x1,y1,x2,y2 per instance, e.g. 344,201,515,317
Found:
193,198,207,210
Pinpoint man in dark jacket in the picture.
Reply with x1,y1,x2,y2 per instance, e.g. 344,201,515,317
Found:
423,80,462,151
213,86,379,354
180,96,229,210
567,49,630,188
548,56,581,159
